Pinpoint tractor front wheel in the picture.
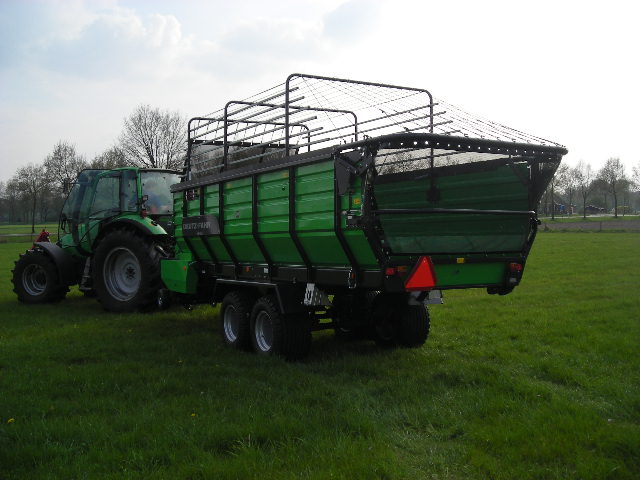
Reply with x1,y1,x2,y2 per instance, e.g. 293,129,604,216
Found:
93,229,162,312
12,249,68,304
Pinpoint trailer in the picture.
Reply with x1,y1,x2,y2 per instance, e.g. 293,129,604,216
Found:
159,73,567,359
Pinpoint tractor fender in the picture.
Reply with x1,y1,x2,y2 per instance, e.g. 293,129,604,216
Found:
34,242,80,286
93,217,169,248
115,218,168,236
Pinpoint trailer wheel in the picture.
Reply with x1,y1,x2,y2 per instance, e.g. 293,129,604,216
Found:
12,249,68,304
220,291,254,349
250,295,311,360
93,229,162,313
333,291,376,340
397,304,430,348
370,293,401,347
370,294,430,348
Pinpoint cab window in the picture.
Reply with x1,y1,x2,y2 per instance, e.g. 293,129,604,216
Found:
141,172,179,215
90,176,120,218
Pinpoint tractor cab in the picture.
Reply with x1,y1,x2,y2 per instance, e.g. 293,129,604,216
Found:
58,168,179,256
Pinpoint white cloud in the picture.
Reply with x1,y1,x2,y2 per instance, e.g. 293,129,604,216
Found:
323,0,379,42
0,0,638,182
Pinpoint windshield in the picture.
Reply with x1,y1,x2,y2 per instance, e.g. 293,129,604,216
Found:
141,171,180,215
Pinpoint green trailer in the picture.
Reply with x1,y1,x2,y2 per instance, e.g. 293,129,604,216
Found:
161,74,567,359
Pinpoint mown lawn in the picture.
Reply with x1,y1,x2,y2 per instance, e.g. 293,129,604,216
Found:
0,224,58,244
1,234,639,479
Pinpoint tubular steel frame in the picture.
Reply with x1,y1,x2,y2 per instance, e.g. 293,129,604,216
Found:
177,74,568,290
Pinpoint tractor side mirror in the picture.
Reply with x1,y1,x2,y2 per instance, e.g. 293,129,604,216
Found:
62,180,71,194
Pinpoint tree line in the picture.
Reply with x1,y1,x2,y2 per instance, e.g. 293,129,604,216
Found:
0,105,186,232
1,107,639,232
541,158,640,219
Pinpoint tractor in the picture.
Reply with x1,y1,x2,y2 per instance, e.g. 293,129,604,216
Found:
12,168,180,312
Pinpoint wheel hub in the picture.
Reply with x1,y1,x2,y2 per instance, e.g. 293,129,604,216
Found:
22,264,47,296
254,311,274,352
223,305,240,342
103,247,141,302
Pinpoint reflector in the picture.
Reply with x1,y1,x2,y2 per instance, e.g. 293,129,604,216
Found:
405,256,437,291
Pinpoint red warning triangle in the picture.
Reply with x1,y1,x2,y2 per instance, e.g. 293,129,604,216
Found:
404,256,437,291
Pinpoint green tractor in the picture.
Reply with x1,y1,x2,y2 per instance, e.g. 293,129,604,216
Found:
12,168,180,312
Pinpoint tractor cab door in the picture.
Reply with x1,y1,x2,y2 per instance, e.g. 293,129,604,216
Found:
59,170,104,255
81,169,139,250
59,169,139,255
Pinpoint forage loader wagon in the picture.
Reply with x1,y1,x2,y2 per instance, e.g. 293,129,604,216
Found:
14,73,567,360
161,74,567,359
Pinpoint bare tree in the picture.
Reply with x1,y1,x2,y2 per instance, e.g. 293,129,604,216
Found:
43,141,87,192
598,158,626,218
574,161,595,219
562,166,578,214
14,163,46,233
0,181,4,220
632,161,640,192
119,104,186,170
548,163,569,219
90,146,129,169
4,178,21,222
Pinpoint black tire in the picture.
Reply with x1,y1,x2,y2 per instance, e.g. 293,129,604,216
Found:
333,291,377,340
250,295,311,361
370,294,430,348
12,249,68,304
220,290,255,349
93,228,162,313
370,293,402,347
397,304,430,348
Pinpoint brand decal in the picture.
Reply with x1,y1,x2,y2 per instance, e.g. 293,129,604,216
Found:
182,215,220,236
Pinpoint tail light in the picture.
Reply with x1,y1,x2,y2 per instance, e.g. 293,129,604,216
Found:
509,262,523,272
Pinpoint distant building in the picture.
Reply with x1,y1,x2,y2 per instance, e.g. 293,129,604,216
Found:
585,205,605,214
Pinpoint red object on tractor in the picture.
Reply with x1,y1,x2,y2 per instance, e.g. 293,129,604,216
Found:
32,229,50,248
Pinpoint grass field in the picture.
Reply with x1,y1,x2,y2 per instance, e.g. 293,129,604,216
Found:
1,234,639,479
0,224,58,244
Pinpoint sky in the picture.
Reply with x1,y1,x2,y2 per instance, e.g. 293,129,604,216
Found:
1,0,638,183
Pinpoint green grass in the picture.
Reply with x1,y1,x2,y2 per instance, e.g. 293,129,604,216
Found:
0,224,58,244
1,234,639,479
0,224,57,234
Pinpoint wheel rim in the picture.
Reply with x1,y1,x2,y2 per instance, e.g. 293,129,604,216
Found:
254,310,274,352
103,247,141,302
22,264,47,296
223,305,240,342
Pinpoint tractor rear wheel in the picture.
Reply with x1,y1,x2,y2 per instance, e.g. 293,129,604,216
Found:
93,229,162,312
12,249,68,304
